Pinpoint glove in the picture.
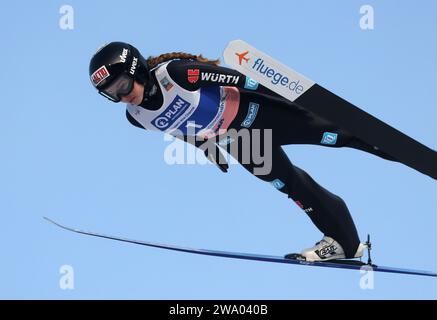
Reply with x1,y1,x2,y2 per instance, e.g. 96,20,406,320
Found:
204,144,229,173
174,134,229,173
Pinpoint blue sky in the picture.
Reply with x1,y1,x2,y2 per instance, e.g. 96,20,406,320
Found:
1,0,436,299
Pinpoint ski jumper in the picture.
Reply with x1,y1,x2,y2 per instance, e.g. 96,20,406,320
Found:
126,59,398,258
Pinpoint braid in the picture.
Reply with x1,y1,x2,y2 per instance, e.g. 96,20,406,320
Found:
146,52,220,69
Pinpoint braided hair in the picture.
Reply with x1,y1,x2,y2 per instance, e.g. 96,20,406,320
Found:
146,52,220,69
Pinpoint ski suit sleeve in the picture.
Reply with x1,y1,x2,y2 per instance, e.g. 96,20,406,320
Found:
166,59,284,98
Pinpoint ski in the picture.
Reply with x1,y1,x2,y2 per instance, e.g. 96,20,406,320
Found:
223,40,437,180
45,217,437,278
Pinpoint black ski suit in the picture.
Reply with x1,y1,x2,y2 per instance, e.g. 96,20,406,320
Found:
127,59,397,258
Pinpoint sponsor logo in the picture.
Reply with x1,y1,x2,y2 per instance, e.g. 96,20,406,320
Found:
187,69,200,83
294,200,314,213
235,51,308,97
321,132,338,145
271,179,285,189
201,72,239,84
235,51,250,65
244,77,258,90
91,65,110,86
213,118,225,134
318,245,337,257
129,57,138,75
252,58,304,94
187,69,240,84
120,48,128,63
295,200,304,209
160,77,174,91
152,95,191,131
241,102,259,128
218,136,235,146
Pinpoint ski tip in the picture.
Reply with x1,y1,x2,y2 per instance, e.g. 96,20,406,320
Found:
43,216,55,224
223,39,248,65
43,217,85,235
43,216,60,225
226,39,245,47
43,216,71,231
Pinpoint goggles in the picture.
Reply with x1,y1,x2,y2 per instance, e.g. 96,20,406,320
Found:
98,73,134,102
